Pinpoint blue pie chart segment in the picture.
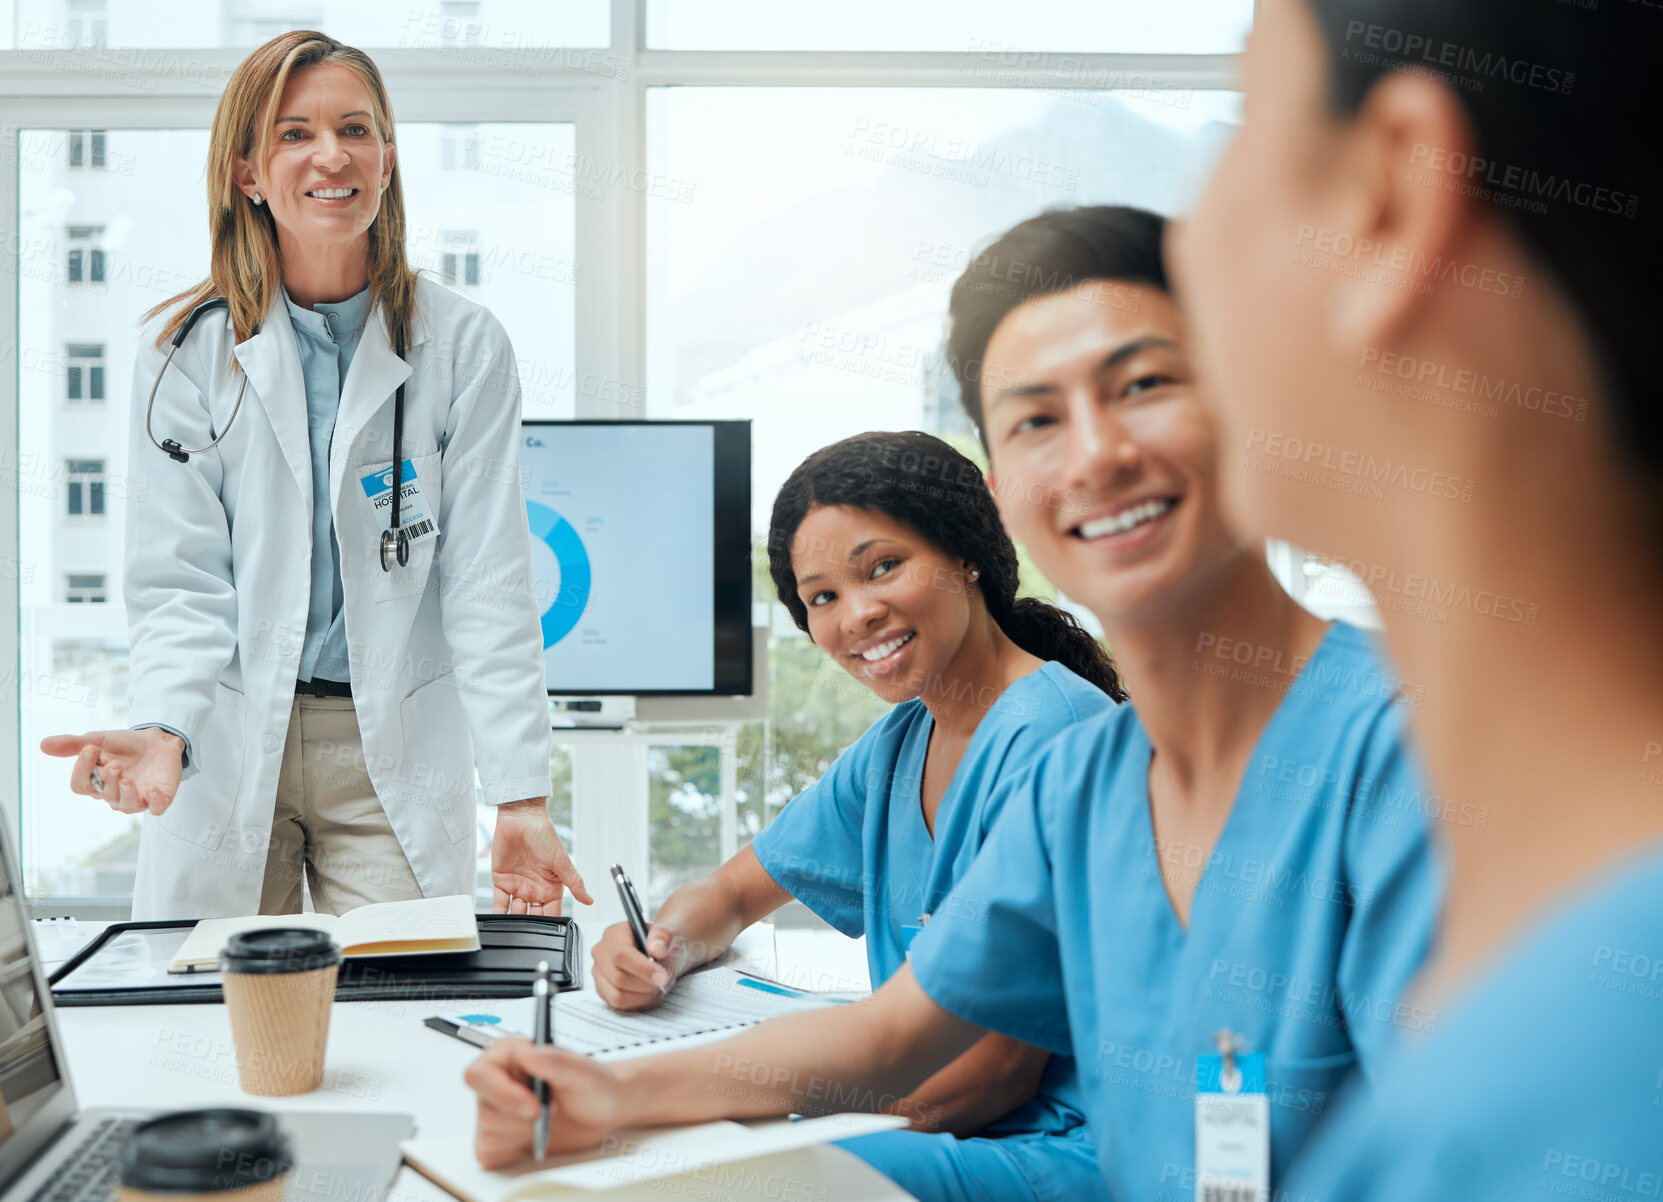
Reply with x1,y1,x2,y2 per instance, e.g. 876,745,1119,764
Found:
527,501,590,648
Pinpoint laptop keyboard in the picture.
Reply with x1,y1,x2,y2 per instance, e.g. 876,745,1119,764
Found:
25,1117,139,1202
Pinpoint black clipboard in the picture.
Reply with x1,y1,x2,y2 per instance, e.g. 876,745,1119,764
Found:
47,914,583,1006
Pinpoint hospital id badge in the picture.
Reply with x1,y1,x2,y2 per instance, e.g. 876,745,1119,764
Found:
360,460,438,546
1195,1044,1270,1202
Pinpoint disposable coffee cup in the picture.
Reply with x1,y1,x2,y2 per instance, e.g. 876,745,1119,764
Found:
118,1108,292,1202
219,928,342,1097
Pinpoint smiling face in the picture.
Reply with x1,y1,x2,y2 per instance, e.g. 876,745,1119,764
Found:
980,283,1245,626
790,504,977,705
236,61,395,255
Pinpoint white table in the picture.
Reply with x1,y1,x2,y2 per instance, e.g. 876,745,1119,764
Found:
45,920,905,1202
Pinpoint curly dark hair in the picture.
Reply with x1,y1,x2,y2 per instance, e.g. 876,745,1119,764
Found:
767,430,1125,701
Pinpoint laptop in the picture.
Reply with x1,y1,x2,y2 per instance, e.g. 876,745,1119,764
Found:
0,821,414,1202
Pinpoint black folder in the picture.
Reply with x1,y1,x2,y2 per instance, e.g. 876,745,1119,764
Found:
47,914,582,1006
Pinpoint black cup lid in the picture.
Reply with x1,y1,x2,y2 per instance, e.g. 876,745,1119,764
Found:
121,1108,293,1193
219,927,342,975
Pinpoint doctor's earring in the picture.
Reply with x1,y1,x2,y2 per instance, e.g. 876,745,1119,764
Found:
250,192,263,206
967,568,981,582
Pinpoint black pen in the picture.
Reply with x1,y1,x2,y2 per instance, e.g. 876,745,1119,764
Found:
532,960,552,1160
423,1015,508,1049
611,863,653,958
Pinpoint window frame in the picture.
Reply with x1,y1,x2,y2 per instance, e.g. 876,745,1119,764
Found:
0,0,1245,914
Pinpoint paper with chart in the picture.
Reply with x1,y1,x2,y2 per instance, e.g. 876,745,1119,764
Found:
552,967,840,1056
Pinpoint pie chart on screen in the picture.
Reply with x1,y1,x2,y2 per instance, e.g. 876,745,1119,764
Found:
527,501,590,648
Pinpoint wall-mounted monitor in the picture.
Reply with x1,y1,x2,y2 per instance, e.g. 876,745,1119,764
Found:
519,419,752,695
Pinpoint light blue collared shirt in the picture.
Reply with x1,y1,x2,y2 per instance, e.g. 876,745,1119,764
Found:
283,283,372,685
131,283,373,769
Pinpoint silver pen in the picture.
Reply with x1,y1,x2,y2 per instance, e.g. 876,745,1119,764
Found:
532,960,552,1160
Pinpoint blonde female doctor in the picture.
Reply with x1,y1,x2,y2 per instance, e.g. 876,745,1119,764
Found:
42,31,591,922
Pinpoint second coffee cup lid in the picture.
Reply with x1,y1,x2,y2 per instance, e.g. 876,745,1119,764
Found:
121,1108,293,1193
220,927,343,975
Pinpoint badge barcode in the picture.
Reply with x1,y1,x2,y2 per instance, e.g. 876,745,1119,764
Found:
1201,1184,1266,1202
400,518,435,539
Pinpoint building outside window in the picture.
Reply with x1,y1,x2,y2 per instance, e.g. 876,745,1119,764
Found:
440,229,481,288
62,0,107,49
65,344,104,402
438,0,482,47
66,129,105,168
66,227,105,284
440,124,482,172
64,460,105,517
64,574,107,603
229,5,326,46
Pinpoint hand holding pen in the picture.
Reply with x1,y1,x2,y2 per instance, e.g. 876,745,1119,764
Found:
464,1035,625,1170
532,960,553,1159
592,864,689,1011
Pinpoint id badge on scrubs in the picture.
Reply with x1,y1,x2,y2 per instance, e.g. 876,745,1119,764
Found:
1195,1040,1270,1202
360,459,438,546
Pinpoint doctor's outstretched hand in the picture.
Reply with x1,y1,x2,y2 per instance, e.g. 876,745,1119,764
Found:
40,728,185,816
491,799,593,916
465,1037,623,1167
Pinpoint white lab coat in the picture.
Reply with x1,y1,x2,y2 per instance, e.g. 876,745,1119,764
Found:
124,275,553,919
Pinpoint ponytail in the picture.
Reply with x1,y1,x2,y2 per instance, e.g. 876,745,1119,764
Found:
986,596,1123,701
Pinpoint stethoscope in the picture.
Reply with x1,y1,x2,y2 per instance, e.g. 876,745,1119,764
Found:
144,295,412,571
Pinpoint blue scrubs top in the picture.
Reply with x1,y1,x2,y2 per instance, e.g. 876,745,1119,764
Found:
283,283,372,685
1284,846,1663,1200
909,622,1444,1202
752,660,1115,1144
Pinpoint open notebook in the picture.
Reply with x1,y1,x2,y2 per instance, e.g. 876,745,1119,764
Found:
168,893,479,973
402,1113,910,1200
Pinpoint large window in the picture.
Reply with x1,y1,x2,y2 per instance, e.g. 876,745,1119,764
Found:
3,1,1250,913
646,86,1239,849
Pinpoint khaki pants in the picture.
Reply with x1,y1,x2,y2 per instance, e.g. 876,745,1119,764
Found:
259,693,423,916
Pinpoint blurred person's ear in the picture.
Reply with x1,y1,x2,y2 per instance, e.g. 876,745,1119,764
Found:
1318,71,1478,358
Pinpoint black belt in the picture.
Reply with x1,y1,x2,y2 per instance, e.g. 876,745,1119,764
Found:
304,677,353,699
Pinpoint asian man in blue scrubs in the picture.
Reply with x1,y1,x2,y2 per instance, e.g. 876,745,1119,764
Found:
462,204,1444,1201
